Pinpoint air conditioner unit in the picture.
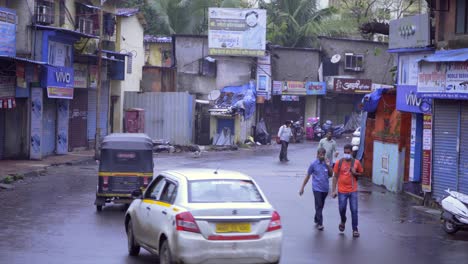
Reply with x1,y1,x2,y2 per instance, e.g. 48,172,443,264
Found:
36,5,52,25
79,18,94,35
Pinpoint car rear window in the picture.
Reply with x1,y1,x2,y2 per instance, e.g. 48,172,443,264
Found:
188,179,264,203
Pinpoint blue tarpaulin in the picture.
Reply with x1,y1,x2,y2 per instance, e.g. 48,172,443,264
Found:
215,83,256,120
361,89,384,113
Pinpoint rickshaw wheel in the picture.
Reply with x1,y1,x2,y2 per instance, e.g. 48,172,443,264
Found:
96,205,103,212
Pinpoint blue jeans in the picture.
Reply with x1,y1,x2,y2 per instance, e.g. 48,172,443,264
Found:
313,191,328,226
338,192,358,231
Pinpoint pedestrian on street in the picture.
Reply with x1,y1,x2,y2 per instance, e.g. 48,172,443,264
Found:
299,147,333,230
277,120,292,162
318,131,339,166
331,144,364,238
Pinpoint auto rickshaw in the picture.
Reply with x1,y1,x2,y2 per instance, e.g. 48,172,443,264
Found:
94,133,154,212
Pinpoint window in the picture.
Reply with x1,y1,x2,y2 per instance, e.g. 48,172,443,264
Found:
344,53,364,72
456,0,468,34
160,181,178,204
188,179,264,203
35,0,55,25
145,176,166,200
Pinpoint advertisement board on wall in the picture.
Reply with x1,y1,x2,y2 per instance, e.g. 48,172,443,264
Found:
208,8,266,57
389,14,430,49
56,100,69,154
0,7,16,56
334,78,372,94
422,114,432,192
73,64,88,88
272,81,282,95
282,81,306,95
396,85,432,113
44,66,74,88
30,88,43,160
47,87,74,99
305,82,326,95
418,62,468,99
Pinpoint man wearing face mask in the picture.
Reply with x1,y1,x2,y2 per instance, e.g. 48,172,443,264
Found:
332,144,364,238
299,148,332,230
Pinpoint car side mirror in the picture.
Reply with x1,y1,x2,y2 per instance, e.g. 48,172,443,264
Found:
131,189,142,199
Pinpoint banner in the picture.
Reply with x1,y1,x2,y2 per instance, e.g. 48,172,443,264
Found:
0,7,16,56
208,8,266,57
422,114,432,192
56,100,69,154
272,81,282,95
30,88,43,160
418,62,468,99
47,87,74,99
283,81,306,95
305,82,326,95
73,63,88,88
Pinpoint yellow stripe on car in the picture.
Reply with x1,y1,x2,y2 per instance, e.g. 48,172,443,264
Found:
143,199,171,207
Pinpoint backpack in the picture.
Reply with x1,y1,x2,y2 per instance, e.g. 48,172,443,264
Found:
337,158,358,180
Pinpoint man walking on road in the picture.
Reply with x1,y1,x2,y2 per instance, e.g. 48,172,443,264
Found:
332,144,363,237
278,120,292,162
318,131,339,166
299,147,333,230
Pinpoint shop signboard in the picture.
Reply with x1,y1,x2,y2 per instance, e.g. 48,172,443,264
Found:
283,81,306,95
73,64,88,88
47,87,74,99
208,8,266,57
272,81,282,95
396,85,432,113
333,78,372,94
422,114,432,192
389,14,430,49
305,82,326,95
43,66,74,88
0,7,16,56
418,62,468,99
281,95,300,101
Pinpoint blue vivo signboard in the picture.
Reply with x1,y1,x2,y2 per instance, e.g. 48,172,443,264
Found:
0,8,16,56
396,85,432,113
43,66,74,88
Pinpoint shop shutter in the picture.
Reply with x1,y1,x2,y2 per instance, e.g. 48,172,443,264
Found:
42,97,57,156
68,89,88,150
0,110,5,159
87,83,109,140
458,102,468,194
432,100,459,200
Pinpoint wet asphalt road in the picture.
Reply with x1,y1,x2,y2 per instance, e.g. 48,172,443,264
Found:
1,141,468,264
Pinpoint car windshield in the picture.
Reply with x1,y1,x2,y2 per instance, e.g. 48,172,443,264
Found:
188,179,264,203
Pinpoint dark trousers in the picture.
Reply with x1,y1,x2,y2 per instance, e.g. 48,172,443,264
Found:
338,192,359,231
313,191,328,225
279,140,289,161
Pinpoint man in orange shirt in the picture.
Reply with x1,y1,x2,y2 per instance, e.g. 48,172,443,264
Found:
332,144,364,237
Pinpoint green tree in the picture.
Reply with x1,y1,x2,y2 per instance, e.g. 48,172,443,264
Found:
260,0,355,48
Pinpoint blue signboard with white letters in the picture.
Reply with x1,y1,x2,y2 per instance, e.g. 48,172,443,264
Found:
0,7,16,56
396,85,432,113
43,66,74,88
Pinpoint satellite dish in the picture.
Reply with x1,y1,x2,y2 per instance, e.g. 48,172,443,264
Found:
208,90,221,101
331,54,341,64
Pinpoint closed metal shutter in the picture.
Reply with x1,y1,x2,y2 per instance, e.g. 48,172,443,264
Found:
68,89,88,150
432,100,459,200
0,110,4,159
42,97,57,156
458,102,468,194
87,82,109,140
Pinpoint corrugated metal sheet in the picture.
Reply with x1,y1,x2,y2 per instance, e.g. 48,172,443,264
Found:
69,89,88,150
432,101,459,200
124,92,194,145
0,110,4,159
459,102,468,194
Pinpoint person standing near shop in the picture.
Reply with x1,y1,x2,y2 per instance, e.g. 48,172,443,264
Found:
318,131,339,166
331,144,364,238
299,147,333,230
277,121,292,162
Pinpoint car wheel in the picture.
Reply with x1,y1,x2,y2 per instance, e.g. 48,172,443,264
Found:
442,220,459,234
127,219,140,256
159,240,174,264
96,205,102,212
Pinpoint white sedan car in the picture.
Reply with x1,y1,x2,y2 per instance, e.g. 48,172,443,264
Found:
124,169,282,264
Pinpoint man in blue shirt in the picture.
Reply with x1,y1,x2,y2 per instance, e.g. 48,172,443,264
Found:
299,147,333,230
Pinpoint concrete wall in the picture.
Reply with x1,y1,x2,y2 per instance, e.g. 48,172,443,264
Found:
319,37,396,85
271,48,321,82
305,96,318,119
175,35,254,98
145,42,172,67
112,14,145,132
435,0,468,49
372,141,405,192
6,0,33,55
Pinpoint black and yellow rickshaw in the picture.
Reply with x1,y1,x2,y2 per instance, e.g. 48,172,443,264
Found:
94,133,154,212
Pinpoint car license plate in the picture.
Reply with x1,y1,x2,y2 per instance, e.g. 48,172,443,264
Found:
216,223,251,233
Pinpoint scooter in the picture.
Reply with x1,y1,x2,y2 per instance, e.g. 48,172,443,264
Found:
322,120,345,138
440,189,468,234
292,118,304,143
306,117,323,141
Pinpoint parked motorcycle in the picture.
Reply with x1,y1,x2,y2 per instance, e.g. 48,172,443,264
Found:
322,120,345,138
292,117,304,143
441,189,468,234
306,117,323,141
